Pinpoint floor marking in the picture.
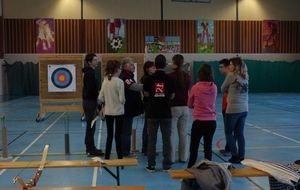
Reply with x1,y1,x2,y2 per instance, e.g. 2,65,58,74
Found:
92,118,103,186
0,113,65,176
251,124,300,144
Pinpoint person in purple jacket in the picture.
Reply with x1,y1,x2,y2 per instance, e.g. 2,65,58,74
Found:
187,64,217,168
169,54,191,163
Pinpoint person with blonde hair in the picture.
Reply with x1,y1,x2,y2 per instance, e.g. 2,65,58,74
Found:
98,60,125,159
221,57,249,164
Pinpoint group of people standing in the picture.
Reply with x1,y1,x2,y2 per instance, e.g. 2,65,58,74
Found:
82,52,249,173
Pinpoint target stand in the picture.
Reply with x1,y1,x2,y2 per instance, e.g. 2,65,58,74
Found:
37,55,84,122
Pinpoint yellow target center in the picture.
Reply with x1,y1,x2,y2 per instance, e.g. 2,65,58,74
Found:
59,75,65,81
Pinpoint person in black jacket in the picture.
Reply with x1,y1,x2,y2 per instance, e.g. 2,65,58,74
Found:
82,53,104,157
119,57,143,158
143,54,176,172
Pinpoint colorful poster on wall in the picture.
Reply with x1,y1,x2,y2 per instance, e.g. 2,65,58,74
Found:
262,20,280,53
107,18,126,53
197,19,214,53
145,36,180,53
35,18,55,53
47,64,76,92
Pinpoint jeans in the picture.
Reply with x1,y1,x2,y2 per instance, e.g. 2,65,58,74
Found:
121,117,133,156
147,118,172,169
170,106,189,162
225,112,248,158
82,99,98,151
187,120,216,168
105,115,123,159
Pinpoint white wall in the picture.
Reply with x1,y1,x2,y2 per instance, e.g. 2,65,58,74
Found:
3,0,300,20
1,0,300,95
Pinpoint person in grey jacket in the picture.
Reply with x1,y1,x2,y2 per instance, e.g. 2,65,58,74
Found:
221,57,249,164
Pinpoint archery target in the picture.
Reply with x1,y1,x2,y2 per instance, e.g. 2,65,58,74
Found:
48,64,76,92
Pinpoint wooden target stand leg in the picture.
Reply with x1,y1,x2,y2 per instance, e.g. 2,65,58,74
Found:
131,129,138,152
36,111,46,122
0,114,12,161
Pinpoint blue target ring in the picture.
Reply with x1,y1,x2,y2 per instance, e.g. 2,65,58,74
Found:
51,68,72,89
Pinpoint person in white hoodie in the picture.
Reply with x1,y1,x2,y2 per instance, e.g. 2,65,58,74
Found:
187,64,217,168
98,60,125,159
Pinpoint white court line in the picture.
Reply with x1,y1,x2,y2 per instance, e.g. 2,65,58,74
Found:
247,122,300,144
92,118,103,186
0,113,65,176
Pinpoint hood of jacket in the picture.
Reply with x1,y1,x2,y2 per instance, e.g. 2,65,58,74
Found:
194,81,215,94
82,66,94,73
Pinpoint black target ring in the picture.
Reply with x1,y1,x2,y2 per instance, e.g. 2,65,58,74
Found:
51,67,73,89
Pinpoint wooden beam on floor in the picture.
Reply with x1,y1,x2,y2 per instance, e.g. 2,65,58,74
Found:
0,158,138,169
0,186,146,190
169,167,270,179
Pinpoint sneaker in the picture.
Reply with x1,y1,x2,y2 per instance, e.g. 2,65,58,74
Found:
228,155,241,164
146,165,155,173
124,153,137,158
86,149,104,157
219,149,226,153
163,167,171,172
222,151,232,157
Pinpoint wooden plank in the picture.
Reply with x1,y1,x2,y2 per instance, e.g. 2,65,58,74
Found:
40,105,83,112
0,158,138,169
169,167,270,179
0,186,146,190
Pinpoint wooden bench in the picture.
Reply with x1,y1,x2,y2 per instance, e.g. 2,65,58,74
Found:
169,167,270,179
0,186,146,190
0,158,138,186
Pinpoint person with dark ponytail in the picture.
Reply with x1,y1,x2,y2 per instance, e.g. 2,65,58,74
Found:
98,60,125,159
187,64,217,168
168,54,191,163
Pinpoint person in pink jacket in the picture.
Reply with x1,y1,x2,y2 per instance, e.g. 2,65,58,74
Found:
187,64,217,168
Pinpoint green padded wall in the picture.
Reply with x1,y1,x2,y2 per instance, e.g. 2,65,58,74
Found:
193,60,300,93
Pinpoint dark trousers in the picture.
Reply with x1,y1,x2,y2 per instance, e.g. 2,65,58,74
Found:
83,99,97,151
105,115,123,159
188,120,216,168
121,117,133,156
142,103,148,152
147,118,172,169
222,110,230,151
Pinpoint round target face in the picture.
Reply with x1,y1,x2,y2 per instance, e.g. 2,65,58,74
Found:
51,68,73,88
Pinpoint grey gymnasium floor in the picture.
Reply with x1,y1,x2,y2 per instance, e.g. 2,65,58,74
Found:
0,93,299,190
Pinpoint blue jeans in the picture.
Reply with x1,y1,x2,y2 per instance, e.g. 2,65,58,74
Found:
225,112,248,158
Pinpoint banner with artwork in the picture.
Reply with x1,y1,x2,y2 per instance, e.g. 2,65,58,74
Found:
107,18,126,53
35,18,55,53
145,36,180,53
197,19,214,53
262,20,280,53
47,64,76,92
